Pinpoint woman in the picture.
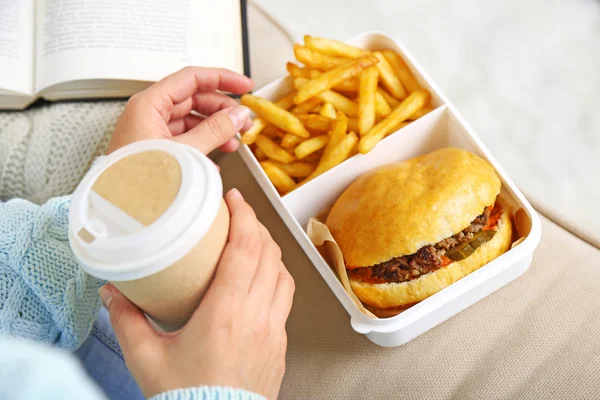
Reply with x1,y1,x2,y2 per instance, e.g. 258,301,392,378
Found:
0,67,294,400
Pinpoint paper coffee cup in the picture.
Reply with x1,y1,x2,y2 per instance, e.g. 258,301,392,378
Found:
69,140,229,331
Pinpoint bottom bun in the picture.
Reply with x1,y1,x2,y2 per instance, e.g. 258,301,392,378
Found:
364,303,416,318
350,208,513,310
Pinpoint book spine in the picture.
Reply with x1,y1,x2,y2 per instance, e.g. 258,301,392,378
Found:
240,0,251,80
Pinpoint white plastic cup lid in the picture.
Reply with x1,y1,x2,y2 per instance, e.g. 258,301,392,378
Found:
69,140,223,281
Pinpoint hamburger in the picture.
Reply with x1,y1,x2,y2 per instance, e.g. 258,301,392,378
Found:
325,147,512,316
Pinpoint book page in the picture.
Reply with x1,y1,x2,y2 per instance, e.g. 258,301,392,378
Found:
35,0,243,94
36,0,192,92
188,0,243,74
0,0,34,95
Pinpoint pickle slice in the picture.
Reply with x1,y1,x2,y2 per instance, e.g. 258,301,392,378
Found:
445,230,497,261
446,243,476,261
470,230,496,250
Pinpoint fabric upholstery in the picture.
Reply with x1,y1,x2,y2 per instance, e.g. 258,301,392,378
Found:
220,151,600,399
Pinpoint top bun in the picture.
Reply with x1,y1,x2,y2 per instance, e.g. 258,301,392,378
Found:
325,147,501,267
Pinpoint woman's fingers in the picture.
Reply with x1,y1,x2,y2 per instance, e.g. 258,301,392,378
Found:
146,67,253,121
171,93,250,138
172,106,249,154
218,138,240,153
167,114,204,136
206,106,251,151
170,97,194,120
208,189,262,297
241,118,253,132
248,223,282,307
192,91,239,117
270,264,295,330
100,284,159,362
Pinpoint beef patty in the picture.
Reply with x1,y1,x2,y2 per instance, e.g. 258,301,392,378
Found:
348,206,495,284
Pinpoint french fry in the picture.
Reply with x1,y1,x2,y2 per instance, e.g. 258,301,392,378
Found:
241,117,266,145
409,106,433,120
295,67,359,92
304,35,369,58
350,141,360,157
334,78,360,93
294,44,348,71
320,102,336,119
254,147,268,161
287,63,322,80
295,113,335,133
389,120,412,134
260,124,277,138
317,90,359,117
294,135,329,159
241,94,310,138
281,133,305,149
275,92,297,111
375,92,392,118
287,62,312,78
289,76,317,89
306,131,358,183
294,55,378,104
385,120,413,136
265,160,315,178
294,77,359,117
373,52,407,100
377,87,400,108
382,50,422,93
322,111,348,160
260,124,286,139
347,117,359,133
358,66,378,135
255,135,296,163
291,97,322,114
319,75,360,92
261,162,296,194
359,90,430,154
303,152,322,165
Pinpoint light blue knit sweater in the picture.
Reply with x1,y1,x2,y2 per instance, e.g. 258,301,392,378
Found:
0,198,264,400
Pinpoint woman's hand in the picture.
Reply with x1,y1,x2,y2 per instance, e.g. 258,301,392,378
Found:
107,67,254,155
99,189,295,399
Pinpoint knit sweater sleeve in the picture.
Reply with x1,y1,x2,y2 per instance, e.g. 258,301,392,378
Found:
0,335,266,400
149,387,266,400
0,197,103,350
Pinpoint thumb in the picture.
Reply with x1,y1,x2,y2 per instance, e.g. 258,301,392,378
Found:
172,106,250,154
99,284,158,359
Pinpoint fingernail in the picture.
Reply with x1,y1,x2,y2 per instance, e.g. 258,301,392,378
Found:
228,106,250,130
99,285,112,308
228,188,243,200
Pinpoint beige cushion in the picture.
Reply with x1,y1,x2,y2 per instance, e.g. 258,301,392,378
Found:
219,151,600,399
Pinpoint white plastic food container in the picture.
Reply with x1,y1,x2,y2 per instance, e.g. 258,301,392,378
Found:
238,32,542,347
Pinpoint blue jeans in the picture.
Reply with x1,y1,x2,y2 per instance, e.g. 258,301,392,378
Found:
75,307,144,400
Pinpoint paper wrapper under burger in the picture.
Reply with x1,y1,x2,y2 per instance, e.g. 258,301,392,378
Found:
307,197,530,319
307,215,377,318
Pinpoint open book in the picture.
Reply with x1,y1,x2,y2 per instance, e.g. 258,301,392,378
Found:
0,0,250,110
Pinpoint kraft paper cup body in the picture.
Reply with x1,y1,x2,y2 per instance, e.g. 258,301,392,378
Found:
69,140,228,331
